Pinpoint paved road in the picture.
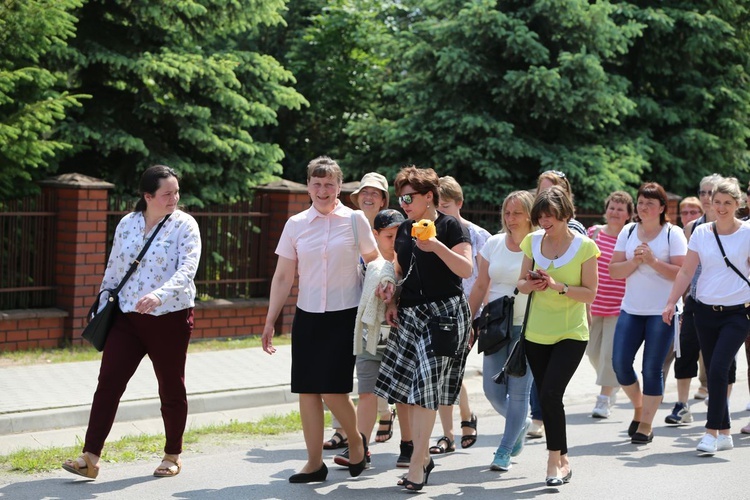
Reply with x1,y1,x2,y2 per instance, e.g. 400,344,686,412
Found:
0,346,749,499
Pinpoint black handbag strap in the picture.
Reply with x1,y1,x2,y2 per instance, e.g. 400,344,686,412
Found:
107,214,171,296
711,222,750,288
519,258,536,337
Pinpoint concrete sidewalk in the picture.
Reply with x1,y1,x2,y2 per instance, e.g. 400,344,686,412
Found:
1,341,748,458
0,345,487,455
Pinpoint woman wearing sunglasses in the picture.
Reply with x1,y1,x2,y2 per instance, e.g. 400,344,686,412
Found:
374,166,473,492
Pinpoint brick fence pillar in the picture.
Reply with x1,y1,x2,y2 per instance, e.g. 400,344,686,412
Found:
254,180,310,335
39,173,114,345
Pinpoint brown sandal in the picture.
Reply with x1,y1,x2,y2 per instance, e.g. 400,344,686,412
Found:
153,456,182,477
62,453,99,479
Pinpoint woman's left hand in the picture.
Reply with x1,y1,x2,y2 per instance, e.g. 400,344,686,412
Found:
136,293,162,314
377,282,395,303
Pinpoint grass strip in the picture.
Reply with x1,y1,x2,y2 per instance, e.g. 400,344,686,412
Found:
0,410,318,474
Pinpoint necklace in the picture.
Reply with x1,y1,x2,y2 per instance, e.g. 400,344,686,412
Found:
544,231,572,260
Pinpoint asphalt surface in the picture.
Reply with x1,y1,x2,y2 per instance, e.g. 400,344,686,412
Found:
1,344,749,499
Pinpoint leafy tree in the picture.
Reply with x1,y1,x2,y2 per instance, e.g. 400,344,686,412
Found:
0,0,86,199
613,0,750,195
344,0,750,207
54,0,306,205
266,0,399,183
344,0,645,207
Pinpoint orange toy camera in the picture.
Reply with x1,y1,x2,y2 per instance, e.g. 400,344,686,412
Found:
411,219,436,240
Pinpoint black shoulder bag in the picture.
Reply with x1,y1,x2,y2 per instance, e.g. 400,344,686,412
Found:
711,222,750,288
410,237,461,359
82,214,170,351
493,258,535,384
475,289,517,355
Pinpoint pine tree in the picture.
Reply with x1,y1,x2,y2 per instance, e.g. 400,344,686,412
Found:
54,0,306,205
0,0,85,198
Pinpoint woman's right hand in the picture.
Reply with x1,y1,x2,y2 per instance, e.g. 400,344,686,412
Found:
385,302,399,328
661,303,676,325
262,324,277,355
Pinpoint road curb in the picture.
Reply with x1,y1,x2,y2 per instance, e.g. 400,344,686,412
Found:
0,385,298,436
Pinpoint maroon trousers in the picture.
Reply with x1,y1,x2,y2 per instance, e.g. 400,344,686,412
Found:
83,308,193,456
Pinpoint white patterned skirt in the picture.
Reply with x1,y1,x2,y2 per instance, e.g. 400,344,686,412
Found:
374,294,471,410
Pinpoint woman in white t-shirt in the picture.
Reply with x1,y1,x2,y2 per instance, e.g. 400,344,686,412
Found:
663,178,750,456
468,190,535,472
610,182,687,445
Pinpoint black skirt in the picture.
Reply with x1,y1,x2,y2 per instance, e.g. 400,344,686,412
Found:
290,307,357,394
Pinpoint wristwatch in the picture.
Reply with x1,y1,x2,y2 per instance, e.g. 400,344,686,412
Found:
559,283,569,295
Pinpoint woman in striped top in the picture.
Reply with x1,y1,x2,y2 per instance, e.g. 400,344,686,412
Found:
586,191,633,418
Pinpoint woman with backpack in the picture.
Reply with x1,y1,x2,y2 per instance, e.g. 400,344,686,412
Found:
610,182,687,445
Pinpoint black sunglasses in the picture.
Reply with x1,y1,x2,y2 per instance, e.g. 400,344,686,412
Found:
543,170,566,179
398,193,423,205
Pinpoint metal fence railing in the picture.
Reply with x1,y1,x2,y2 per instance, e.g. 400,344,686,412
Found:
107,195,271,300
0,192,57,309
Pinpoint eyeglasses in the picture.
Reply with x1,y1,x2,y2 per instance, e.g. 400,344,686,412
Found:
543,170,566,179
697,190,713,197
398,192,423,205
680,210,701,216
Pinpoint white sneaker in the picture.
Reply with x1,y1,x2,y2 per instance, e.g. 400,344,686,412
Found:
527,421,544,439
696,434,717,455
745,401,750,411
717,435,734,451
592,395,611,418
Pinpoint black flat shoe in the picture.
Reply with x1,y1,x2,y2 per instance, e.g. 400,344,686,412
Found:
546,476,563,487
627,420,640,437
402,479,424,492
631,432,654,444
348,433,369,477
289,463,328,483
563,469,572,483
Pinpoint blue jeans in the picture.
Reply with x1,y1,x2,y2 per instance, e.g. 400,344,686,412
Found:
693,302,750,430
483,325,533,454
612,311,673,396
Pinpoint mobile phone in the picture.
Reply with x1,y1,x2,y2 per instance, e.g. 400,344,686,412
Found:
528,270,542,280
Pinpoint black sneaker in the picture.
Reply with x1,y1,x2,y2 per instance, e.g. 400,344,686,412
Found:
396,440,413,468
333,447,371,468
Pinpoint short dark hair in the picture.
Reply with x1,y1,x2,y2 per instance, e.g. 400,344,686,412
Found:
394,166,440,205
634,182,669,225
604,190,635,219
531,185,575,225
135,165,178,212
306,156,343,184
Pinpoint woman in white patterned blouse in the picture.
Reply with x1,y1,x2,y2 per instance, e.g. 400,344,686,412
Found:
62,165,201,480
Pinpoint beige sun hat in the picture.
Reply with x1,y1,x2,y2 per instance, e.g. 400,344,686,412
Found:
350,172,389,209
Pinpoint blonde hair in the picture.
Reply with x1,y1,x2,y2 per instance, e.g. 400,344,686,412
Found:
500,191,535,234
679,196,702,210
438,176,463,203
712,177,742,204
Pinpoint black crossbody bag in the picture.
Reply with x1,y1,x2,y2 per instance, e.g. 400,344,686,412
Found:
82,214,170,351
711,222,750,288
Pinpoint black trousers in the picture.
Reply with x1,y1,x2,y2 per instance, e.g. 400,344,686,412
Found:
525,338,587,455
